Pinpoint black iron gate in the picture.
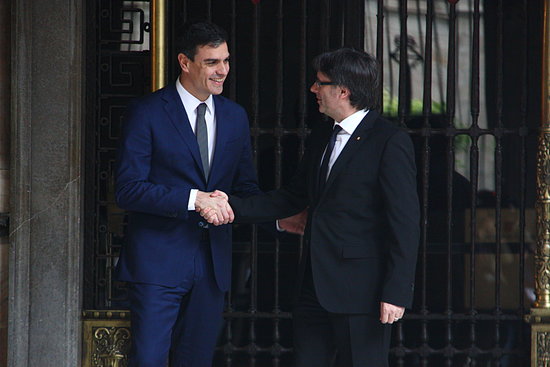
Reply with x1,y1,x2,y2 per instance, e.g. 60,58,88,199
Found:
84,0,542,365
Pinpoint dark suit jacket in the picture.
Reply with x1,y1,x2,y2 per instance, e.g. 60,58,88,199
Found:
115,84,260,291
230,111,420,314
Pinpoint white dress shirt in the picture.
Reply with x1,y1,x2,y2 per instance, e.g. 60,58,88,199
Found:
175,79,217,210
277,109,369,231
323,109,369,179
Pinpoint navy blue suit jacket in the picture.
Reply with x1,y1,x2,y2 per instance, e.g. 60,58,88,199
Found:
115,84,260,291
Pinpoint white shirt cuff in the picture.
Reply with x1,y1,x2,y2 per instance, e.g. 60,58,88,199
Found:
275,220,285,232
188,189,198,211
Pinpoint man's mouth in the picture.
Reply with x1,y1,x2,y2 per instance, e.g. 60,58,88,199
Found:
210,77,225,84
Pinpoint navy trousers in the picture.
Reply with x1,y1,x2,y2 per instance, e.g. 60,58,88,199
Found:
127,239,225,367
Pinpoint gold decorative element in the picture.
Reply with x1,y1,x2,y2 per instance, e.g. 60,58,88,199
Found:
526,310,550,367
93,327,130,367
151,0,167,91
83,311,131,367
537,332,550,367
530,3,550,366
535,0,550,310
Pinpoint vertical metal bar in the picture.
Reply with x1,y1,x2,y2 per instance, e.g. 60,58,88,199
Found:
468,1,481,364
272,1,284,366
415,0,424,58
249,3,261,366
342,0,365,49
420,1,434,366
182,0,188,23
493,1,504,365
376,0,384,112
298,0,307,157
223,7,238,367
225,2,238,365
518,1,528,365
395,322,404,367
395,2,407,365
397,0,408,126
340,1,346,47
321,0,330,52
296,0,307,264
445,3,457,367
206,0,212,21
151,0,167,91
229,0,237,101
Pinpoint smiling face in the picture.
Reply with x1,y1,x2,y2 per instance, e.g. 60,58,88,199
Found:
178,42,230,101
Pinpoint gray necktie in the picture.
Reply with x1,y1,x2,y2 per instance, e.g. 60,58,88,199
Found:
196,103,209,179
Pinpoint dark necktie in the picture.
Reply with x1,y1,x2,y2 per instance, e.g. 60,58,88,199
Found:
196,103,209,179
317,125,342,194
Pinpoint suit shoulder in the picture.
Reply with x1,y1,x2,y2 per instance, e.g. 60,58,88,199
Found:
124,87,170,118
215,95,247,114
372,115,410,139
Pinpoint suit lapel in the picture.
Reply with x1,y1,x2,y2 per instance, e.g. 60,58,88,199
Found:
161,85,205,181
311,126,334,197
208,96,231,189
321,110,379,196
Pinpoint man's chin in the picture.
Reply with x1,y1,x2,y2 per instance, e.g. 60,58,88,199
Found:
210,87,224,95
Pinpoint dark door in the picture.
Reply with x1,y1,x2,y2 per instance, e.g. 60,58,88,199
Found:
84,1,542,365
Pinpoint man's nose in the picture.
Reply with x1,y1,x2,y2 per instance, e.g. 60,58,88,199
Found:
310,82,317,93
217,62,229,75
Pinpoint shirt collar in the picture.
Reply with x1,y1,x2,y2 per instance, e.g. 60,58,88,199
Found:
175,78,214,115
334,109,369,135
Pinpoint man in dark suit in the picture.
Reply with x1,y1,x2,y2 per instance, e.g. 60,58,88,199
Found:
202,48,420,366
115,22,259,367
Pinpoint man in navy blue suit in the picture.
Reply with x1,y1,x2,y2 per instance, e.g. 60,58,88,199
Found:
115,21,260,367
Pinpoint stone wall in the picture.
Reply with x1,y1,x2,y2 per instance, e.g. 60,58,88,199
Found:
9,1,84,366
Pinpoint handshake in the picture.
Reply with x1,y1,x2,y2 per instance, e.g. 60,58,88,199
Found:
195,190,233,226
194,190,308,235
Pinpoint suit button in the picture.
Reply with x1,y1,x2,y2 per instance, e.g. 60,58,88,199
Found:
198,221,205,227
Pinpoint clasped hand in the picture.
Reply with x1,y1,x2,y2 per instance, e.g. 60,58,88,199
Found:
195,190,233,226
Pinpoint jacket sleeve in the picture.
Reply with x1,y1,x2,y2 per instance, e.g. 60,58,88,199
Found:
115,103,192,219
229,146,312,223
379,129,420,308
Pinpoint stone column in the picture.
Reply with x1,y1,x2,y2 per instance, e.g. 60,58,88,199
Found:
0,0,10,365
9,0,84,366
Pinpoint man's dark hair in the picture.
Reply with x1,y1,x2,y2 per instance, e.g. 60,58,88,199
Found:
312,48,380,111
177,21,228,60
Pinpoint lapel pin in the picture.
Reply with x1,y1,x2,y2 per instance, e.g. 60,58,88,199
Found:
356,136,361,140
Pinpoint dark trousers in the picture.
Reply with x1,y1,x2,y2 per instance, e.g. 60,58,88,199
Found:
293,260,391,367
127,240,224,367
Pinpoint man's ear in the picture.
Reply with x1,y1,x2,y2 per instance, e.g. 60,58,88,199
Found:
339,86,351,100
177,53,190,73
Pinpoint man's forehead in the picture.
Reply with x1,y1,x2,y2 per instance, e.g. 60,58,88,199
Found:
317,71,329,79
195,43,229,59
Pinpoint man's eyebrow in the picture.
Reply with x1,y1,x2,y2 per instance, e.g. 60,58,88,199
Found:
203,56,230,63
